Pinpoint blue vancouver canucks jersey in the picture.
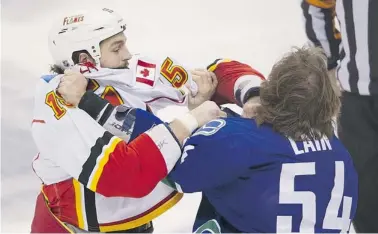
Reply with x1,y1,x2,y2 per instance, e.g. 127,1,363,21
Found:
168,117,358,233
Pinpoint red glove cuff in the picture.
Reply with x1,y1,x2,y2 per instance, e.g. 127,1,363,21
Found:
207,59,265,106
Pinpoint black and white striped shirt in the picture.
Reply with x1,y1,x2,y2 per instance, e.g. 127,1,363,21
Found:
302,0,378,96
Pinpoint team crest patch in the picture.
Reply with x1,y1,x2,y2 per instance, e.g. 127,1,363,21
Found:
193,119,226,137
194,219,221,233
135,60,157,87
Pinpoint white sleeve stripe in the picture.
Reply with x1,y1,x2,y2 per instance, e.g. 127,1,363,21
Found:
234,75,263,102
145,124,182,173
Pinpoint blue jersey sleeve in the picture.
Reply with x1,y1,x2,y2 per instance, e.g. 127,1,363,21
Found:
129,108,164,141
168,118,269,193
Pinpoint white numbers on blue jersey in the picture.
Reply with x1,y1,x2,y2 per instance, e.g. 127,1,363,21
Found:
289,138,333,155
277,161,352,233
192,119,226,137
181,144,195,164
323,162,353,231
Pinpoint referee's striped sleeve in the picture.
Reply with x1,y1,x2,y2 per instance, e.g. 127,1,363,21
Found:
301,0,341,70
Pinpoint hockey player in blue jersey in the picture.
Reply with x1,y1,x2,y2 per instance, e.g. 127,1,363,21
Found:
167,47,358,233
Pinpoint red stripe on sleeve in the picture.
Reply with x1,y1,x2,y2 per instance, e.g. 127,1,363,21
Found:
211,61,265,105
96,133,168,198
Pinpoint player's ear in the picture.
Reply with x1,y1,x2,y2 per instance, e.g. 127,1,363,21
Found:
79,53,91,64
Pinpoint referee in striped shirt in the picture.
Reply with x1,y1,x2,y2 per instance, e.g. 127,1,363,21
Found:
301,0,378,232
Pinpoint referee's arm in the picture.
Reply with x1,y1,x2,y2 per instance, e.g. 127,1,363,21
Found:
301,0,340,70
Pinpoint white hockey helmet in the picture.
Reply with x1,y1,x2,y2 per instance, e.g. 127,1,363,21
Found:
48,8,126,68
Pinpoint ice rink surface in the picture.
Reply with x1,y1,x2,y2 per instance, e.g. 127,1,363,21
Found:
1,0,315,232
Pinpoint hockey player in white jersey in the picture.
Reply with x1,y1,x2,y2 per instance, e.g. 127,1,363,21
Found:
32,60,264,234
30,8,226,233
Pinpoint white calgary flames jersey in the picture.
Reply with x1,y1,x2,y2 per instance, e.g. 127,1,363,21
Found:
31,56,194,232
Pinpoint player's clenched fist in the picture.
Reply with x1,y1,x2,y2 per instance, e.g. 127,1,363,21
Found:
162,101,226,146
174,101,226,137
189,101,226,127
57,70,88,106
188,69,218,110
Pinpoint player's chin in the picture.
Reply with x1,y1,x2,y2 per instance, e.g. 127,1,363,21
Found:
114,62,129,69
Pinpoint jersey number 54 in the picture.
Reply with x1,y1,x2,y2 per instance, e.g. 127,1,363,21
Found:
277,161,353,233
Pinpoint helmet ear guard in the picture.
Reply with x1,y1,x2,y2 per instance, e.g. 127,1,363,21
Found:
48,8,126,69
